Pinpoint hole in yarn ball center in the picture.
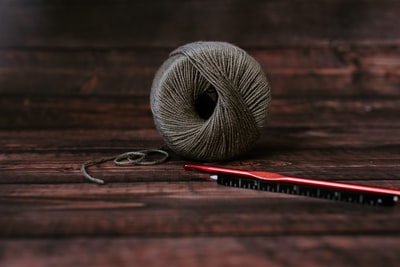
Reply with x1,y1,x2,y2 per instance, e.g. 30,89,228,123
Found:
194,86,218,120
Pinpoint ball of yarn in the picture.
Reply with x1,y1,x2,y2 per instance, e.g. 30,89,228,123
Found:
150,41,271,161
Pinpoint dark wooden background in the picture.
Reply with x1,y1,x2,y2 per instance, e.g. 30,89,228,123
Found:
1,0,400,266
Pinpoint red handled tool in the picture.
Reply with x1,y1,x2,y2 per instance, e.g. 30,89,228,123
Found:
184,164,400,206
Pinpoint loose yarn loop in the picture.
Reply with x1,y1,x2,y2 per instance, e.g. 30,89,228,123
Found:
81,149,169,184
151,41,271,161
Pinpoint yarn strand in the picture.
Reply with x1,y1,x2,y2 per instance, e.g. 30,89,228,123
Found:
81,149,169,184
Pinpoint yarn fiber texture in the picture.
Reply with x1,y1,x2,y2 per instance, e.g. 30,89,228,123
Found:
150,41,271,161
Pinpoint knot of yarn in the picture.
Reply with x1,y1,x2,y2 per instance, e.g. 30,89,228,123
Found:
150,41,271,161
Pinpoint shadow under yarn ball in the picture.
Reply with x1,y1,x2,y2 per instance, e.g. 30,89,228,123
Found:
150,41,271,161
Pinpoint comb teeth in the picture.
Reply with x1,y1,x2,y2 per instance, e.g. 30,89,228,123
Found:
216,174,398,206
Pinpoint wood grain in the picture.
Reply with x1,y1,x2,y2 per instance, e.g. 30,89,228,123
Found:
1,0,400,266
1,236,399,267
1,47,399,96
0,0,399,48
1,181,400,237
1,96,399,129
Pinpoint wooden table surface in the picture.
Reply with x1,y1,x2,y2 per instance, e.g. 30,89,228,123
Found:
1,1,400,266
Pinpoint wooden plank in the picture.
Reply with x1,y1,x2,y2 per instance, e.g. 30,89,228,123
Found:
1,236,400,267
0,181,400,237
0,49,168,96
2,180,399,199
0,129,164,152
1,141,399,183
1,127,399,153
0,96,154,129
1,47,399,96
0,0,400,48
1,96,400,129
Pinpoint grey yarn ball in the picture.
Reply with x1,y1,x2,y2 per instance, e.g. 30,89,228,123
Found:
150,41,271,161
